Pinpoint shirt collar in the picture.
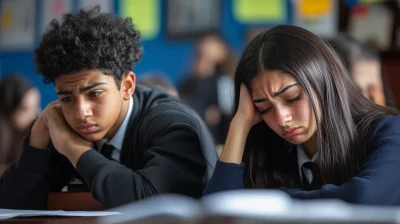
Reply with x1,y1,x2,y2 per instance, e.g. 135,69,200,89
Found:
297,144,318,171
96,97,133,151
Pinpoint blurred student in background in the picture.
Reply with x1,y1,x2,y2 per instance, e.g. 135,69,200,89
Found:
180,34,239,147
137,73,179,97
326,34,396,107
180,33,228,104
0,74,40,174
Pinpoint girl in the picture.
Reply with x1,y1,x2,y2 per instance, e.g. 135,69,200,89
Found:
0,74,40,173
204,25,400,205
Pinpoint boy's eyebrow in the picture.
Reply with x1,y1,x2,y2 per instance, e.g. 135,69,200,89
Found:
56,82,107,95
253,83,299,103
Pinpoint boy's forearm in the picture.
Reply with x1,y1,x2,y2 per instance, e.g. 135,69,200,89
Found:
0,137,51,209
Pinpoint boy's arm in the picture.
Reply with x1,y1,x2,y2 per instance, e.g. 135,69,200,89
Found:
0,137,75,209
0,138,51,209
75,113,207,208
0,105,76,210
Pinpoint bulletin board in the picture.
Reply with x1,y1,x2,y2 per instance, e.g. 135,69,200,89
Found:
0,0,36,51
165,0,221,39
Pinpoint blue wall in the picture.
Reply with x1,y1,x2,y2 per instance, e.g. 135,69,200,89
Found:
0,0,289,108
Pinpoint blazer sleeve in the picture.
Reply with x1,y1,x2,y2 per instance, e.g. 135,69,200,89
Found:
0,139,50,209
281,117,400,205
76,110,207,208
0,137,75,209
203,160,245,195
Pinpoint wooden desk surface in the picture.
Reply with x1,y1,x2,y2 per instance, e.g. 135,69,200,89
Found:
47,192,104,211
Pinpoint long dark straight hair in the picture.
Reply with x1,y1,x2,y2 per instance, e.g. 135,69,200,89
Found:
0,74,36,163
234,25,399,188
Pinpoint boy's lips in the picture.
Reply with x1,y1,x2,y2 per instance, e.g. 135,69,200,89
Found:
77,123,97,134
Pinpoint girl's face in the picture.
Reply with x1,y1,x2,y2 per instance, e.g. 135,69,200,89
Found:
11,88,41,131
251,70,320,146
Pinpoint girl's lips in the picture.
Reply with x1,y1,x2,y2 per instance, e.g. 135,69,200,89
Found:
283,127,301,138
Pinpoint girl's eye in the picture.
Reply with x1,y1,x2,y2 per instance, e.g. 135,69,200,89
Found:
287,96,301,103
260,107,272,115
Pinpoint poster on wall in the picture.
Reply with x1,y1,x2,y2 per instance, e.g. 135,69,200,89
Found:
0,0,36,51
233,0,287,24
292,0,338,38
348,4,393,50
166,0,220,38
120,0,159,40
40,0,73,35
77,0,113,13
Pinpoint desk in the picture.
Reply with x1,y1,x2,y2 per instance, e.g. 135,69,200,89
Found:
0,194,202,224
0,193,104,223
47,192,104,211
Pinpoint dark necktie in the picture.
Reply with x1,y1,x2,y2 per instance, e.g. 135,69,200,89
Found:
301,162,322,190
101,143,115,160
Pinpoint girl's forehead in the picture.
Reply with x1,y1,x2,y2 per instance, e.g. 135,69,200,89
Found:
250,70,296,88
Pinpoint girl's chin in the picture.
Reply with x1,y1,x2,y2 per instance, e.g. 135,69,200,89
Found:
284,135,307,145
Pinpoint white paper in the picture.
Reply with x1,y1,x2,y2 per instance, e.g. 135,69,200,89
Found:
0,209,121,220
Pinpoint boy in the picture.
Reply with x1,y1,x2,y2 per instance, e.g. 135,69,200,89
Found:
0,7,217,209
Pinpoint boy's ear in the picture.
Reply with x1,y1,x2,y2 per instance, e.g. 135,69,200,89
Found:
121,72,136,100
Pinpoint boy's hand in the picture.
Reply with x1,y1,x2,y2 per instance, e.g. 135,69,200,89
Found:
44,101,93,166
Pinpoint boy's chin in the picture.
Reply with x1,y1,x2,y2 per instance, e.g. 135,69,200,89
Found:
79,131,105,142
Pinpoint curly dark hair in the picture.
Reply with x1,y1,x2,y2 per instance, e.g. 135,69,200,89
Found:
34,6,142,88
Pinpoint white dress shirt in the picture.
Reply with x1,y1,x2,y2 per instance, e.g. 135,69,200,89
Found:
96,97,133,161
297,145,318,184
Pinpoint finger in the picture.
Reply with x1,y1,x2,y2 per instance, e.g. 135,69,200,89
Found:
46,109,66,132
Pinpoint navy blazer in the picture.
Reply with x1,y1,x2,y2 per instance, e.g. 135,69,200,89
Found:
204,116,400,205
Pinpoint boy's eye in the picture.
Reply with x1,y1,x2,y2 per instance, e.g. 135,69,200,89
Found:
89,91,102,97
61,97,73,102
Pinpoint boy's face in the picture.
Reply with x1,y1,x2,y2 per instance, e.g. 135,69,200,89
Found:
54,70,135,142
